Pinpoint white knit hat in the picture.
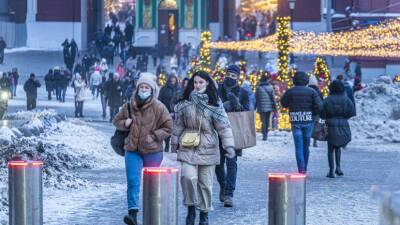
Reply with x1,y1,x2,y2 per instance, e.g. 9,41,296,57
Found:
136,72,160,98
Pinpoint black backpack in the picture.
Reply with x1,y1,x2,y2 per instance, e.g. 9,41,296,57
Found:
110,102,132,156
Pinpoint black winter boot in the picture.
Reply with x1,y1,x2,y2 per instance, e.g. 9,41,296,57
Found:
186,206,196,225
199,211,209,225
335,148,344,176
219,186,225,203
326,148,335,178
123,209,138,225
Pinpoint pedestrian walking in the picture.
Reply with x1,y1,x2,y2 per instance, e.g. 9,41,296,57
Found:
11,68,19,97
170,54,178,72
7,72,14,99
60,68,71,102
158,75,181,152
70,38,79,65
281,71,323,174
44,69,55,100
90,70,102,98
98,76,108,118
113,74,172,225
105,73,123,122
255,75,276,141
74,73,86,117
0,37,7,64
308,75,324,147
23,73,41,110
320,80,356,178
172,71,235,225
216,64,249,207
0,72,11,96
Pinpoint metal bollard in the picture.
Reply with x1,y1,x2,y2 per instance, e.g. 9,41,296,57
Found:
143,167,179,225
268,173,306,225
8,160,43,225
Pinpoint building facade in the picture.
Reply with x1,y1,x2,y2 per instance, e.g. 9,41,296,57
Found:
0,0,104,50
0,0,235,50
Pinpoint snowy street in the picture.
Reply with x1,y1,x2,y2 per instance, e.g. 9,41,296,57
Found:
0,51,399,225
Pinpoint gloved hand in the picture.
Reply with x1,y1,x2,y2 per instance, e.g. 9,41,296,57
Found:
227,92,242,111
225,147,236,159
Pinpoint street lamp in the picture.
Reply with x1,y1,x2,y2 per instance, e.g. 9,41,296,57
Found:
288,0,296,12
288,0,296,64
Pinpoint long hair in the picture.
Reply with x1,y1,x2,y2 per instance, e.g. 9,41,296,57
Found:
181,71,219,107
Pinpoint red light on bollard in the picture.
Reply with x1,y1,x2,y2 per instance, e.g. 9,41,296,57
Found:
143,167,179,174
8,161,43,167
290,174,307,179
268,173,286,179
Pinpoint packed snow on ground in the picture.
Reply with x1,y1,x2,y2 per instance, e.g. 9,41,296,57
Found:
0,109,119,224
350,76,400,145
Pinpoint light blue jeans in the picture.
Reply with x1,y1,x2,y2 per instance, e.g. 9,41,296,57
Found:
125,151,163,210
291,123,314,173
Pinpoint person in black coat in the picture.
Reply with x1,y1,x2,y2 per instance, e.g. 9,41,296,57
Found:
320,80,356,178
104,73,122,122
23,73,41,110
0,37,6,64
216,64,250,208
44,69,54,100
70,39,79,65
124,21,134,45
60,69,72,103
158,75,181,152
11,68,19,97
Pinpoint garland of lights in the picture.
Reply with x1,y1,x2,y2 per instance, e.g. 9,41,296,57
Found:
313,57,330,97
276,17,291,130
210,18,400,58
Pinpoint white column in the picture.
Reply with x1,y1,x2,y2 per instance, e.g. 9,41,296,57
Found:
26,0,37,22
81,0,88,50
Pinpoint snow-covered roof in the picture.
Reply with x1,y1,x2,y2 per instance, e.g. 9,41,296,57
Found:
351,12,400,18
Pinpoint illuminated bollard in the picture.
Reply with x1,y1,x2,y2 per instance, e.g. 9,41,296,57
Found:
268,173,306,225
8,160,43,225
143,167,179,225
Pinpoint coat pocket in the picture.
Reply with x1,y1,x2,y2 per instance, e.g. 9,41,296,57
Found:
142,134,159,151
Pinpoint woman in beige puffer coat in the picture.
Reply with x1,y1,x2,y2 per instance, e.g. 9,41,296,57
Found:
171,71,235,225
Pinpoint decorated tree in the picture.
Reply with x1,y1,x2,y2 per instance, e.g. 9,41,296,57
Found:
276,16,292,130
313,57,330,97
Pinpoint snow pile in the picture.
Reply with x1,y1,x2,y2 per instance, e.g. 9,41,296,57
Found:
0,110,117,223
351,76,400,143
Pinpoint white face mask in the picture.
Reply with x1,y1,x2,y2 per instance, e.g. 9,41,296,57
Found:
138,90,151,100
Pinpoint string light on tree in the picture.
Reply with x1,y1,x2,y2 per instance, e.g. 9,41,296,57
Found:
158,73,167,86
212,63,226,83
276,16,292,130
313,57,330,97
200,31,212,71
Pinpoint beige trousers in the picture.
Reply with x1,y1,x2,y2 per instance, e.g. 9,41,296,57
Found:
180,162,215,212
